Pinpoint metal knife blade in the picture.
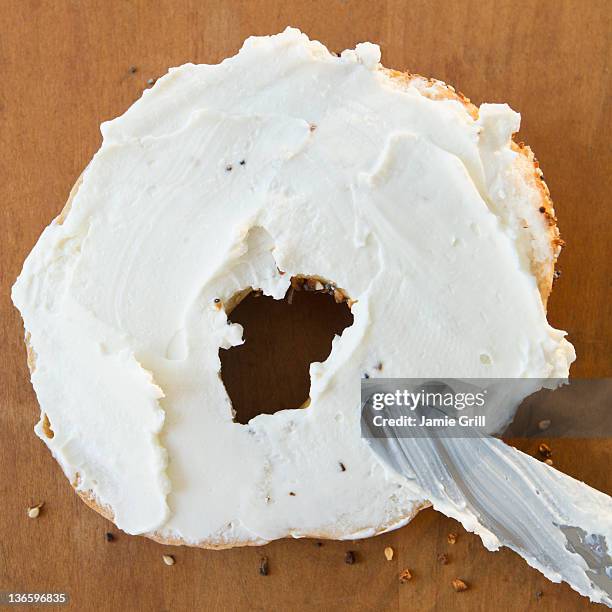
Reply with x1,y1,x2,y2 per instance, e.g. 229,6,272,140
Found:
365,411,612,607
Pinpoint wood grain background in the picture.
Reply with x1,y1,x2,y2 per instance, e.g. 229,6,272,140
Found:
1,1,610,610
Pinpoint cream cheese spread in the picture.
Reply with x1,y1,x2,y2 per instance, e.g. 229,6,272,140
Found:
12,28,575,546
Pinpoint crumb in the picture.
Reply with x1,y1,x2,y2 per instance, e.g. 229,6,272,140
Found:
339,462,346,472
399,569,412,583
105,532,114,542
259,557,269,576
451,578,468,592
538,443,552,459
27,503,44,519
384,546,394,561
538,419,551,431
437,553,449,565
447,532,457,545
345,551,356,564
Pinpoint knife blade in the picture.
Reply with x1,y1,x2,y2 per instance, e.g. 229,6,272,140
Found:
364,405,612,607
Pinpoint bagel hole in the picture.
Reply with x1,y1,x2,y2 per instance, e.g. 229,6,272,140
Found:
220,279,354,424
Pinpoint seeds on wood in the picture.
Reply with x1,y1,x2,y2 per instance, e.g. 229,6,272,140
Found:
259,556,269,575
27,503,43,519
538,443,552,459
162,554,175,566
451,578,469,592
399,568,412,583
384,546,394,561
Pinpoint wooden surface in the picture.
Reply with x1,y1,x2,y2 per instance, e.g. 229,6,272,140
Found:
1,1,610,610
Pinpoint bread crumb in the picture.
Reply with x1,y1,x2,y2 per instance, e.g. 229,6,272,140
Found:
259,556,269,575
451,578,469,592
538,443,552,459
399,569,412,583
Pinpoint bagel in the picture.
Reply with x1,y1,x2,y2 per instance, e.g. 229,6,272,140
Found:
12,28,574,547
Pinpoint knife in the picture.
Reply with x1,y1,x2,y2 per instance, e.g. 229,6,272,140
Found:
364,401,612,607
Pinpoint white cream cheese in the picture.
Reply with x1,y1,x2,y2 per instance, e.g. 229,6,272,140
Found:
13,28,575,545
